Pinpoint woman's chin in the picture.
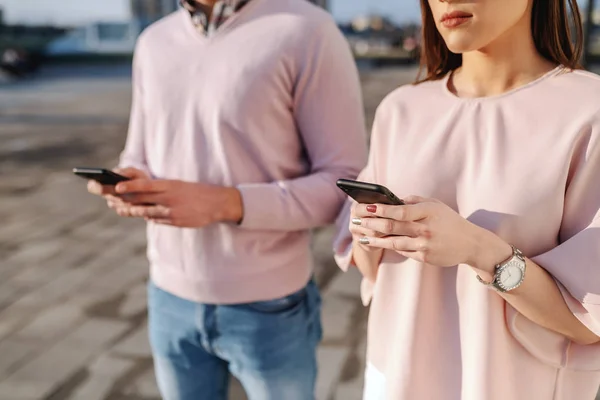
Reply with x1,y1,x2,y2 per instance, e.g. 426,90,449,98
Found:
443,36,482,55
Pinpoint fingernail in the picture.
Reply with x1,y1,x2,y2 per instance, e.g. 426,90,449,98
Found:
116,184,125,193
351,218,362,225
366,205,377,213
359,237,370,245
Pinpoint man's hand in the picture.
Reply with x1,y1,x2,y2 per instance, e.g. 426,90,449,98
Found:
87,167,150,217
114,179,244,228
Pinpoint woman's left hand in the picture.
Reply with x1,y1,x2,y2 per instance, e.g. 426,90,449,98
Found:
354,196,500,268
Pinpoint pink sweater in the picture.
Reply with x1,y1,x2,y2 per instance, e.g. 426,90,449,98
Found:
120,0,367,304
335,67,600,399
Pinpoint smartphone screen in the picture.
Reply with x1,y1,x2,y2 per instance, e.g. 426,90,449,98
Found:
336,179,404,205
73,167,130,186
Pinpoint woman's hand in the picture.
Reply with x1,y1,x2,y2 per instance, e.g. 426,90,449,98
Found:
349,202,383,253
349,202,385,282
354,196,508,270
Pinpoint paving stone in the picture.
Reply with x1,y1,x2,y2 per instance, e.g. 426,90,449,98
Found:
320,295,355,342
121,368,160,398
0,339,35,380
66,211,123,239
312,227,336,265
68,291,116,312
0,237,99,299
111,324,150,357
12,267,104,309
118,282,147,318
0,243,63,284
16,303,83,341
316,347,349,400
6,264,69,290
89,258,149,295
0,318,129,399
0,305,38,342
15,206,99,244
0,218,42,248
0,260,20,282
328,268,362,298
0,380,53,399
334,382,365,400
1,238,63,270
8,245,140,312
67,355,135,400
335,335,367,400
0,284,24,310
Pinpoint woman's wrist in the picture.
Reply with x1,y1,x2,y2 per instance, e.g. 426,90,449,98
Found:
467,228,513,282
352,240,384,282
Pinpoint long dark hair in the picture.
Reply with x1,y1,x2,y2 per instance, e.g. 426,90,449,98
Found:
416,0,584,83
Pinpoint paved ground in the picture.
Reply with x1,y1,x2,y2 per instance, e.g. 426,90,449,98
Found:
0,64,419,400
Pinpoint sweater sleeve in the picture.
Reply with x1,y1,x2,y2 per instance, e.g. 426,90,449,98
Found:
118,39,151,175
506,114,600,371
237,19,368,231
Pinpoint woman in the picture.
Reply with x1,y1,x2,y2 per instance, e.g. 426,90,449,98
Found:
334,0,600,399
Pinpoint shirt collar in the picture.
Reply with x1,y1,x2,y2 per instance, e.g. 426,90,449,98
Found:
180,0,248,34
180,0,247,16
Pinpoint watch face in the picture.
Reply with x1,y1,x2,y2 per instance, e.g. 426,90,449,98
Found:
498,262,524,290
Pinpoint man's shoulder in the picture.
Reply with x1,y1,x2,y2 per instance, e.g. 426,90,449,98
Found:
263,0,337,31
137,10,185,47
279,0,333,19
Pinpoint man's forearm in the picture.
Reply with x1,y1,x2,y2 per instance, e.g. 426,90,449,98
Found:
237,170,356,231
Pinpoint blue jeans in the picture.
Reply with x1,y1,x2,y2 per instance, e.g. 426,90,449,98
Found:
147,280,322,400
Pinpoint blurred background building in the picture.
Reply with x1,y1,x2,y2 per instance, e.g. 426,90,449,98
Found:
130,0,178,24
0,0,599,75
309,0,328,8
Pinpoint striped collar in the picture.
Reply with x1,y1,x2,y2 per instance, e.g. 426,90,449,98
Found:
180,0,250,35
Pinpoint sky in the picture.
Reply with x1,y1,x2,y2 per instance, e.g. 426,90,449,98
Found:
0,0,421,26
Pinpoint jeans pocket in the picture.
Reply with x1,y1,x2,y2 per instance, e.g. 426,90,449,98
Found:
245,286,308,314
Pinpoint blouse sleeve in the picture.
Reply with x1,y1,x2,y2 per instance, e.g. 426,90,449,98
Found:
333,101,389,306
506,114,600,371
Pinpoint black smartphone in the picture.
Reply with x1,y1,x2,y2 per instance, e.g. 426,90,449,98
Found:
336,179,405,205
73,167,130,186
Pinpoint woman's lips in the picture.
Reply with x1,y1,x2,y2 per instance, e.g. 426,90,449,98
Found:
441,11,473,28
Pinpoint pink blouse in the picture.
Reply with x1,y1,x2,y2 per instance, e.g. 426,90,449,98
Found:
335,67,600,400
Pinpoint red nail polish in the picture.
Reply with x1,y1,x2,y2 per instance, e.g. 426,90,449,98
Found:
366,205,377,213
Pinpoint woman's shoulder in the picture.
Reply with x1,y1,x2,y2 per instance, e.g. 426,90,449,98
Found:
560,68,600,84
551,68,600,104
376,78,446,118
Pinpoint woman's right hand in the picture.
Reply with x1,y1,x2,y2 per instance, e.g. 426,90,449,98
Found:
349,202,384,282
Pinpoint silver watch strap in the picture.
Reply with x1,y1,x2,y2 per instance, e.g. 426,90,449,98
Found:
476,245,521,287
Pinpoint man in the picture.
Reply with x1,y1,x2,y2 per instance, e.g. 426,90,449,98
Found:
88,0,367,398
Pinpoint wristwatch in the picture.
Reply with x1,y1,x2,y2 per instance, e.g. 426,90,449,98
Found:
477,245,526,292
